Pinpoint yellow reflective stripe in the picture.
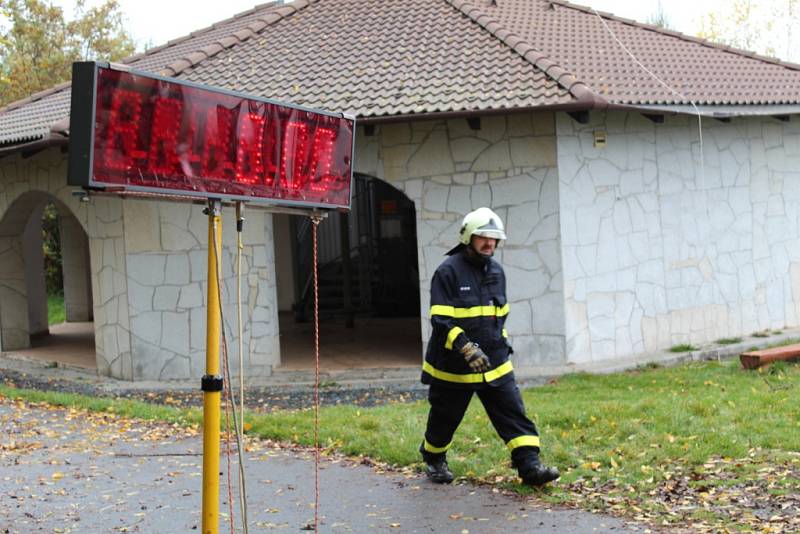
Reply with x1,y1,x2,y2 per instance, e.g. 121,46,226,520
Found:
423,439,451,454
430,305,455,317
506,435,541,451
430,304,510,318
422,361,483,383
502,328,508,338
445,326,464,350
422,360,514,384
484,361,513,382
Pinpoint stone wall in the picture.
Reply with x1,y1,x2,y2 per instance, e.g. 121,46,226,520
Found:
0,148,133,376
0,149,279,381
122,200,279,380
22,204,48,336
354,112,567,367
557,111,800,363
88,195,133,378
12,109,794,378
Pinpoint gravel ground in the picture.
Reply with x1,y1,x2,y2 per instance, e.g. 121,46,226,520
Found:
0,359,429,411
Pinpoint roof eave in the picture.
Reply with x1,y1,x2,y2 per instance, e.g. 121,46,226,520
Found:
631,103,800,118
0,133,68,158
358,98,601,124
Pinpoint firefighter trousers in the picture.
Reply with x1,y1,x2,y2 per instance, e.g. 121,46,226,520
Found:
422,380,540,465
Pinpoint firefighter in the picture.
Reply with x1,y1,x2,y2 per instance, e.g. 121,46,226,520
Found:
419,207,560,486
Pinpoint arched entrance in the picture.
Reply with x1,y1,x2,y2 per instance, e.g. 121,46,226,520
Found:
274,173,422,370
0,191,95,369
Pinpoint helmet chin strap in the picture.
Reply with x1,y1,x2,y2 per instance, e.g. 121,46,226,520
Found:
466,243,493,266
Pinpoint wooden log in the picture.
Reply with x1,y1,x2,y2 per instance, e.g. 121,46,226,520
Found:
740,344,800,369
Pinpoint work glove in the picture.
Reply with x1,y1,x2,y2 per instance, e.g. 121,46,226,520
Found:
460,342,490,372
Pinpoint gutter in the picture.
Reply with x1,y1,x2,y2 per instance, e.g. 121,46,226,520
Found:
0,132,69,158
356,100,682,125
356,100,600,125
0,117,70,158
633,104,800,118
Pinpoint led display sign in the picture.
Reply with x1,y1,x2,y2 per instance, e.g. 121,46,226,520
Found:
67,62,355,209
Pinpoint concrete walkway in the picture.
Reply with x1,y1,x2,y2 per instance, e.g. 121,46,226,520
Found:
16,322,96,369
9,315,425,374
0,400,643,533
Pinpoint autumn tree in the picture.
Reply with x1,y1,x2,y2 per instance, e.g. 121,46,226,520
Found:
698,0,800,62
0,0,136,107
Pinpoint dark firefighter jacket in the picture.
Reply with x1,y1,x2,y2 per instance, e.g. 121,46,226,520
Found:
421,250,515,390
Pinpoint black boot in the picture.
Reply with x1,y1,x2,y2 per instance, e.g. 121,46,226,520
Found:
420,443,454,484
424,458,454,484
515,455,560,486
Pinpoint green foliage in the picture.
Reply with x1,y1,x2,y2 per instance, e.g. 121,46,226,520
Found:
669,343,697,353
47,293,65,325
3,360,798,486
764,337,800,349
715,337,742,345
41,203,62,295
0,0,136,106
0,386,201,426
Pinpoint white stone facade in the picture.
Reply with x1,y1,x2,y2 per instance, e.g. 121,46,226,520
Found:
122,200,279,380
0,150,137,377
354,112,567,366
4,109,800,381
0,148,279,381
557,111,800,363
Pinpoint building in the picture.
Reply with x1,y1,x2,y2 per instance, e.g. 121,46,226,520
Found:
1,0,800,381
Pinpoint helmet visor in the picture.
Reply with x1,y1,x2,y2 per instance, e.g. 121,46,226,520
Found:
472,228,506,240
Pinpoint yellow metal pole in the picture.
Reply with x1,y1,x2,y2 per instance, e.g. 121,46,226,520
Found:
202,199,222,534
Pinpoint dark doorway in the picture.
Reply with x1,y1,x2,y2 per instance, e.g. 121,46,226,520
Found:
274,173,422,370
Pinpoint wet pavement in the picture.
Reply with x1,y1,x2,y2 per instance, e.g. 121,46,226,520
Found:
0,399,644,533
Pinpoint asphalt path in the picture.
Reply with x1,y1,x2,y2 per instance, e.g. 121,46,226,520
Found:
0,399,644,533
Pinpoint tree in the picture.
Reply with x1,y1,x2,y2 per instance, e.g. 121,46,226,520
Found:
697,0,800,62
646,0,673,30
41,203,62,296
0,0,136,107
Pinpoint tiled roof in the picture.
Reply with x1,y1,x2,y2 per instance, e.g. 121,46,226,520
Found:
455,0,800,106
2,0,800,146
180,0,573,117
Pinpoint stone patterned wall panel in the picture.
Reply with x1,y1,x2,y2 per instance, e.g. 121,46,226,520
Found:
0,236,28,351
0,150,130,376
22,206,48,336
354,111,567,367
557,111,800,364
123,202,279,381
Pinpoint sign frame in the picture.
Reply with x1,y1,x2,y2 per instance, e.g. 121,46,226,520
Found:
67,61,356,210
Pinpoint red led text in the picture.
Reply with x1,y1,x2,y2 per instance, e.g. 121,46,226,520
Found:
91,68,353,207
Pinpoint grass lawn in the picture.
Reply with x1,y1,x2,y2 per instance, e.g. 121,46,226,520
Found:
2,359,798,531
47,293,65,325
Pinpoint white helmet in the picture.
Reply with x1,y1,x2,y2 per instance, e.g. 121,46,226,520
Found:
447,207,506,255
459,207,506,245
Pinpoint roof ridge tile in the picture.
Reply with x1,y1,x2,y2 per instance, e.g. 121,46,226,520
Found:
159,0,318,77
124,0,282,65
443,0,605,107
0,81,72,114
